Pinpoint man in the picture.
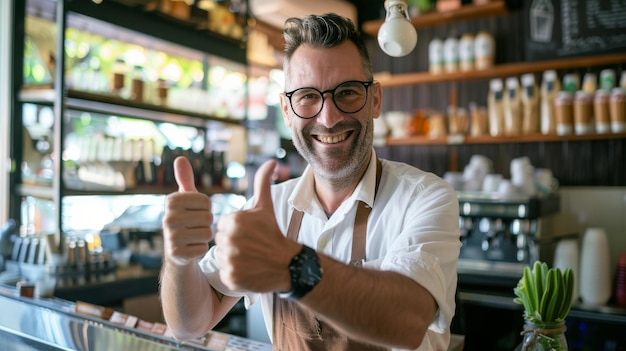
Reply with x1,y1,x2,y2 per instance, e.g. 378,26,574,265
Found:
160,13,460,351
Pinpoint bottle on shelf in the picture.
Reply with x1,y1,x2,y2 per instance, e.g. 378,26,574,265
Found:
521,73,540,134
540,70,561,135
503,77,522,135
488,78,505,137
582,72,597,94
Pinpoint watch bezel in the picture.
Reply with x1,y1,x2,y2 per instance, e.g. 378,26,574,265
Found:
279,245,322,300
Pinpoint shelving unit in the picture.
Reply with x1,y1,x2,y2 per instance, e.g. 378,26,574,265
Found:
362,0,508,34
10,0,250,240
362,2,626,148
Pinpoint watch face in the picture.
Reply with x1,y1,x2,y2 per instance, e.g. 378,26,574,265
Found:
300,259,322,285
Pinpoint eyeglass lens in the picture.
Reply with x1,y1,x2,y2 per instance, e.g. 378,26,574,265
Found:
288,81,370,119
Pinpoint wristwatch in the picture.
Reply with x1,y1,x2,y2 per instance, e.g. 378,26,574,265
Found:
279,245,323,300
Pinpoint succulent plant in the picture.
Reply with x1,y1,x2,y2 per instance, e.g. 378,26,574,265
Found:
514,261,575,324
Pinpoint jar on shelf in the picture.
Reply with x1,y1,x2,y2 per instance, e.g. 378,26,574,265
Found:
573,90,593,135
130,65,145,102
428,38,444,74
554,91,573,136
594,89,611,134
610,87,626,133
600,68,616,91
156,78,168,106
521,320,568,351
458,33,475,72
110,58,128,96
474,31,494,70
443,36,459,73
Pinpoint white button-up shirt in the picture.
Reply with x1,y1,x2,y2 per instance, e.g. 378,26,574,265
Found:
199,149,461,350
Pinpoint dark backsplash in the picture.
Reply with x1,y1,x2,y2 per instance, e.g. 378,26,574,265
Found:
376,138,625,186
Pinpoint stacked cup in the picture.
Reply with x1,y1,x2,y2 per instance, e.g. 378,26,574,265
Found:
462,155,492,191
510,157,535,196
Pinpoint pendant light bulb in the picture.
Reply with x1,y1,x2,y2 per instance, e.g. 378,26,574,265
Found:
377,0,417,57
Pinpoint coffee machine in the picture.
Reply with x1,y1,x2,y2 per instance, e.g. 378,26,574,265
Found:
456,191,562,278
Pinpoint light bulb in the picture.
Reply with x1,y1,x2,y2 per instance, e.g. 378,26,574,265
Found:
377,0,418,57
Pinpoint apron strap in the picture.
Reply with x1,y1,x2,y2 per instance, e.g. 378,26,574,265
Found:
286,158,382,266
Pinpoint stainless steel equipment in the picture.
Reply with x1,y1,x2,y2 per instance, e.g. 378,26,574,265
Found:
456,191,563,278
0,284,271,351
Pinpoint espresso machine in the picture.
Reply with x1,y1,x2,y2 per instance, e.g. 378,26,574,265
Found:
456,191,562,278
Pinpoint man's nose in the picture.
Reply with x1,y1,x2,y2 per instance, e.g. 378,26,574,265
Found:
316,93,343,128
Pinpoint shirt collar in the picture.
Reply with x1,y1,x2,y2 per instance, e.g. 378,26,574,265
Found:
289,149,379,219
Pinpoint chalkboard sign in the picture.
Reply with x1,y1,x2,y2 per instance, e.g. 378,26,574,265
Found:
525,0,626,61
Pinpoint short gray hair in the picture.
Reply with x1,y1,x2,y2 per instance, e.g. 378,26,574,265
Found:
282,13,373,81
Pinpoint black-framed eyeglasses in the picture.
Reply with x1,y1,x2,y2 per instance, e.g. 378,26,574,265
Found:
284,80,373,119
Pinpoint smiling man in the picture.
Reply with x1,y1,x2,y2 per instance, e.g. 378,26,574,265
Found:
160,13,461,351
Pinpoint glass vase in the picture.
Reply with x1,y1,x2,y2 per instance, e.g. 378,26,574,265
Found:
521,320,568,351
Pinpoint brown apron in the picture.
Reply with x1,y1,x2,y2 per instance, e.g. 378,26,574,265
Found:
273,159,388,351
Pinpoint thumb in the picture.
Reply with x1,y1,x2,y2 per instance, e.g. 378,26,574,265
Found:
173,156,197,192
253,159,278,209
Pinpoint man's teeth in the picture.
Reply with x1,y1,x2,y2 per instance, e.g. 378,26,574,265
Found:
317,133,348,144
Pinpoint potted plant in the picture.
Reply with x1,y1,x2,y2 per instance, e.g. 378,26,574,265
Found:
513,261,575,351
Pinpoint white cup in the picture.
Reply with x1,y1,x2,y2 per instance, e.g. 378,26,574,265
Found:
444,172,465,191
497,179,516,196
482,173,503,193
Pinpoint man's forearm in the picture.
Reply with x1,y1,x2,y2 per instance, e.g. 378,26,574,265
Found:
159,261,218,340
299,254,437,349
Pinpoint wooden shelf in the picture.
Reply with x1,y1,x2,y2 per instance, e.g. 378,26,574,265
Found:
362,1,508,36
386,132,626,146
374,53,626,87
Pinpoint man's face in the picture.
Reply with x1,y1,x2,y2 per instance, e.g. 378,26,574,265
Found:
280,42,382,183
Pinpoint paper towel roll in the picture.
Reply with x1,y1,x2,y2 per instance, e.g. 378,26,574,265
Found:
553,238,580,303
579,228,611,306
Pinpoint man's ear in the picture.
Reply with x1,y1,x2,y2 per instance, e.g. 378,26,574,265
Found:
279,93,292,127
372,81,383,119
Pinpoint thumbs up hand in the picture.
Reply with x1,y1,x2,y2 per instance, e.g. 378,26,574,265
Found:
215,159,301,293
162,156,214,266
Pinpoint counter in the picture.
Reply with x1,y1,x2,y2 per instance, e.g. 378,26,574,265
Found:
0,284,271,351
454,270,626,351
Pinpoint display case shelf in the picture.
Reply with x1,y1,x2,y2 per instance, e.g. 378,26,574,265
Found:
16,184,54,199
62,185,238,197
20,88,243,127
